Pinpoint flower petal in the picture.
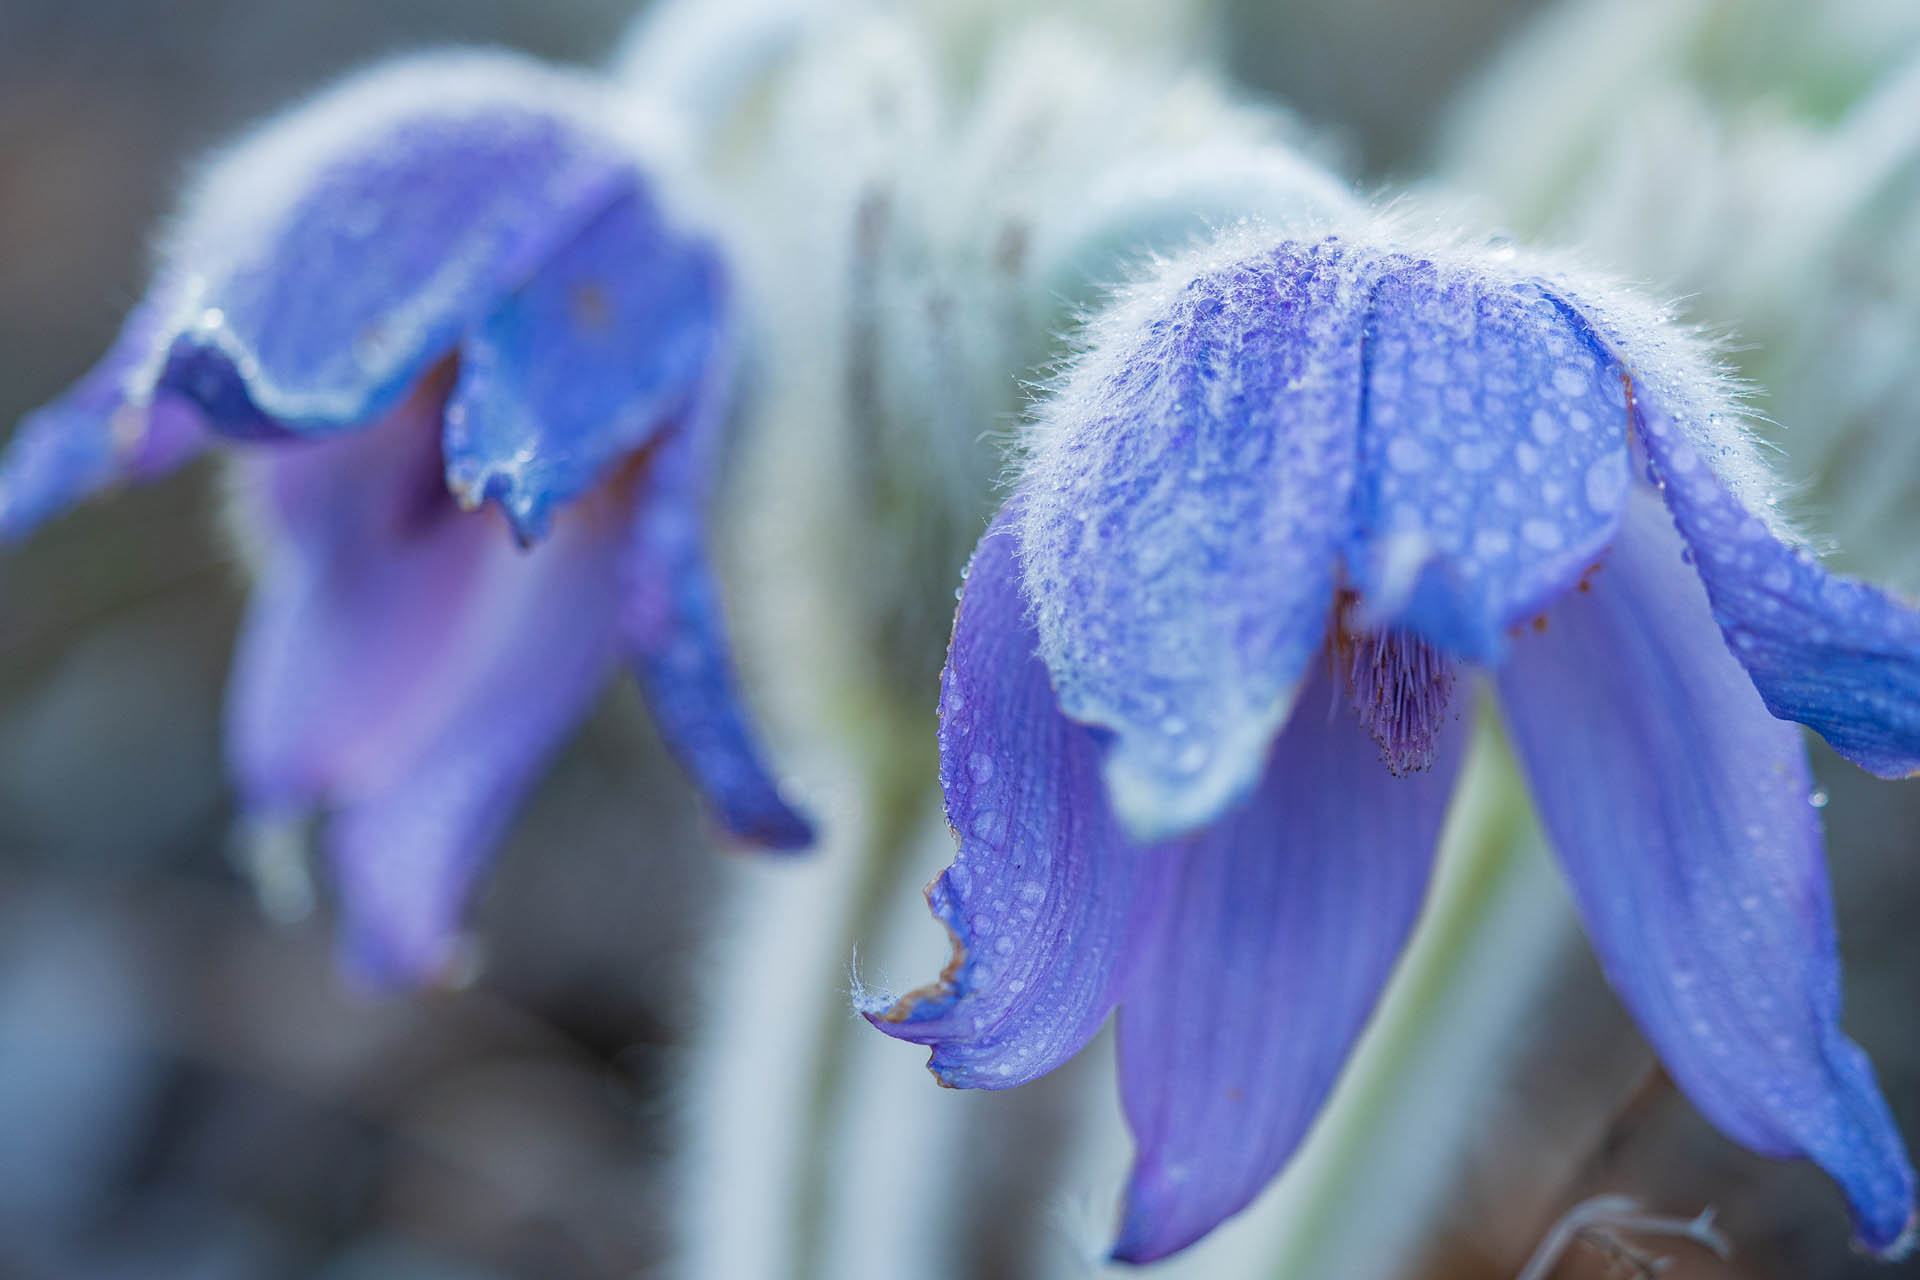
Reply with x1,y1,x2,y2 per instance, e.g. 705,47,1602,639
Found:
620,423,813,849
1017,238,1372,841
0,285,206,541
1621,358,1920,781
444,185,729,542
157,53,636,439
1496,488,1916,1254
322,501,618,986
862,506,1173,1087
223,377,623,983
224,370,492,809
1110,670,1465,1263
1346,262,1630,660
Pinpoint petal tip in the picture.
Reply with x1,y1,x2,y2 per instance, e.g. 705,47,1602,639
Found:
860,898,968,1031
717,796,816,852
1866,1211,1919,1262
1852,1186,1919,1261
335,921,478,996
1108,1175,1198,1267
442,456,556,545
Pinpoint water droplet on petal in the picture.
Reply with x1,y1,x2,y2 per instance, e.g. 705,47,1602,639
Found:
1584,455,1626,514
1521,518,1563,551
970,808,1008,843
1386,436,1429,473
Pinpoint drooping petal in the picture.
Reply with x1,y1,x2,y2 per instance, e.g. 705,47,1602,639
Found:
1110,670,1466,1263
224,368,489,810
1016,237,1372,841
0,285,207,541
444,184,729,542
321,492,619,984
619,422,813,849
223,375,624,983
157,53,639,440
863,506,1173,1087
1614,346,1920,781
1346,261,1631,660
1497,489,1916,1254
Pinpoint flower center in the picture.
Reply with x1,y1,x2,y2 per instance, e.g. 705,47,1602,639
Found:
1331,594,1456,775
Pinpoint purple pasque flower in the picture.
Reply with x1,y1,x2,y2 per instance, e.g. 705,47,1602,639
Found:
0,51,812,985
865,227,1920,1262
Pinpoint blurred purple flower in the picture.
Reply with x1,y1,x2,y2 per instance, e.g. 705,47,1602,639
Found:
0,52,812,986
865,232,1920,1261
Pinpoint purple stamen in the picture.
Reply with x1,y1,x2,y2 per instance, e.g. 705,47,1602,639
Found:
1343,625,1456,775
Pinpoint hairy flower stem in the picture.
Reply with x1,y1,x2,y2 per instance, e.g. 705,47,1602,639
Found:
791,724,940,1280
674,688,940,1280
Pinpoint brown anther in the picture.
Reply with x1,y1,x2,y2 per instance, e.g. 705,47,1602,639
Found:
570,282,612,334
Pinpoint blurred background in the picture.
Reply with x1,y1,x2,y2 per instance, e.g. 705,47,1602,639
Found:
2,2,1917,1278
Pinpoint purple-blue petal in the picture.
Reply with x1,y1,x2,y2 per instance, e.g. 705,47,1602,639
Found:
1347,263,1629,659
445,184,729,542
1,285,207,541
322,491,619,985
620,422,813,850
1112,670,1465,1263
1017,239,1369,841
1618,366,1920,782
159,56,634,440
863,506,1173,1086
225,371,487,810
1497,489,1916,1255
223,377,624,983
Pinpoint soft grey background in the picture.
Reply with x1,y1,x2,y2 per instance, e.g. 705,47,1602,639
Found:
3,3,1916,1279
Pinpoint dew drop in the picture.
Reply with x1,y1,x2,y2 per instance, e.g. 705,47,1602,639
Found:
967,752,996,784
1386,436,1429,473
1808,787,1830,809
970,808,1008,842
1584,455,1626,514
1451,440,1495,472
1521,518,1563,551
